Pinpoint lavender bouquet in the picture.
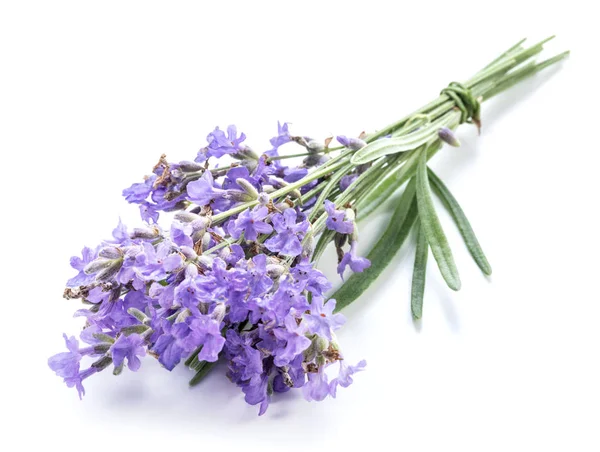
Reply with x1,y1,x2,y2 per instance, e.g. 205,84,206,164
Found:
49,38,568,415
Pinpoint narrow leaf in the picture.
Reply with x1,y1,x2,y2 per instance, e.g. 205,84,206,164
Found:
351,112,458,165
120,324,150,336
411,219,428,319
356,142,443,220
331,178,418,312
189,361,217,387
184,346,203,368
416,150,461,290
427,168,492,275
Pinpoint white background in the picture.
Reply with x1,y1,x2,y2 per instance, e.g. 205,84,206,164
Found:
1,1,598,451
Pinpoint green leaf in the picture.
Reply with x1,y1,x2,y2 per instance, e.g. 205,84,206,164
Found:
184,346,203,368
309,162,353,221
427,168,492,276
189,361,217,387
350,112,458,165
330,178,418,312
415,150,461,291
356,142,443,221
93,332,116,344
120,324,150,336
312,227,336,262
411,219,428,319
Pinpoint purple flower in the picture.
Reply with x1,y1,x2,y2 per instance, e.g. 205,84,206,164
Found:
336,135,367,151
139,202,159,223
324,200,354,234
48,334,82,379
67,247,98,287
283,167,308,183
225,330,264,383
152,321,188,371
122,178,154,203
242,373,270,416
438,127,461,147
272,354,305,393
272,316,311,367
174,265,203,314
264,208,309,256
48,334,102,399
290,258,332,296
188,315,226,362
198,125,247,160
337,240,371,279
228,206,273,241
111,333,146,371
170,221,194,248
269,121,291,151
247,253,274,297
186,171,226,206
331,359,367,396
340,174,358,191
303,367,335,402
304,297,346,341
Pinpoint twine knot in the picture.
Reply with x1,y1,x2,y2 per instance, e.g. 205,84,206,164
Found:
440,82,481,132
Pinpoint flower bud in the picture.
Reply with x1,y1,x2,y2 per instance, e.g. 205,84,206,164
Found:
84,259,114,275
235,178,260,199
96,260,123,282
303,154,330,168
120,324,150,336
91,356,113,371
113,363,124,376
225,190,255,203
211,303,226,323
201,232,212,251
180,246,197,260
178,161,205,172
266,264,286,278
175,211,202,223
302,231,314,258
184,263,199,279
438,127,461,147
93,332,116,344
131,226,160,239
233,147,259,161
128,307,150,324
99,246,122,259
307,140,325,154
258,192,270,206
93,344,111,354
336,135,367,151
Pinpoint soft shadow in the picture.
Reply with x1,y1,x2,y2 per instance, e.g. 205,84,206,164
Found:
429,275,460,333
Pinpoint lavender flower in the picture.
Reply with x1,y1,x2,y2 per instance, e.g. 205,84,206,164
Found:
438,126,461,147
304,297,346,341
337,240,371,279
111,333,146,371
186,171,226,206
336,135,367,151
198,125,247,160
51,121,367,416
264,208,309,256
324,200,354,234
228,206,273,241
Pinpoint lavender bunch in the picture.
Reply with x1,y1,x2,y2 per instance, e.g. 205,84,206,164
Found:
49,38,567,415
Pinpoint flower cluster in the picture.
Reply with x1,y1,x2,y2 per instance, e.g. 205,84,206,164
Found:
50,123,369,415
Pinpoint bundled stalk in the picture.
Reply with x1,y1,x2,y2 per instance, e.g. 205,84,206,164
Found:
49,38,568,415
